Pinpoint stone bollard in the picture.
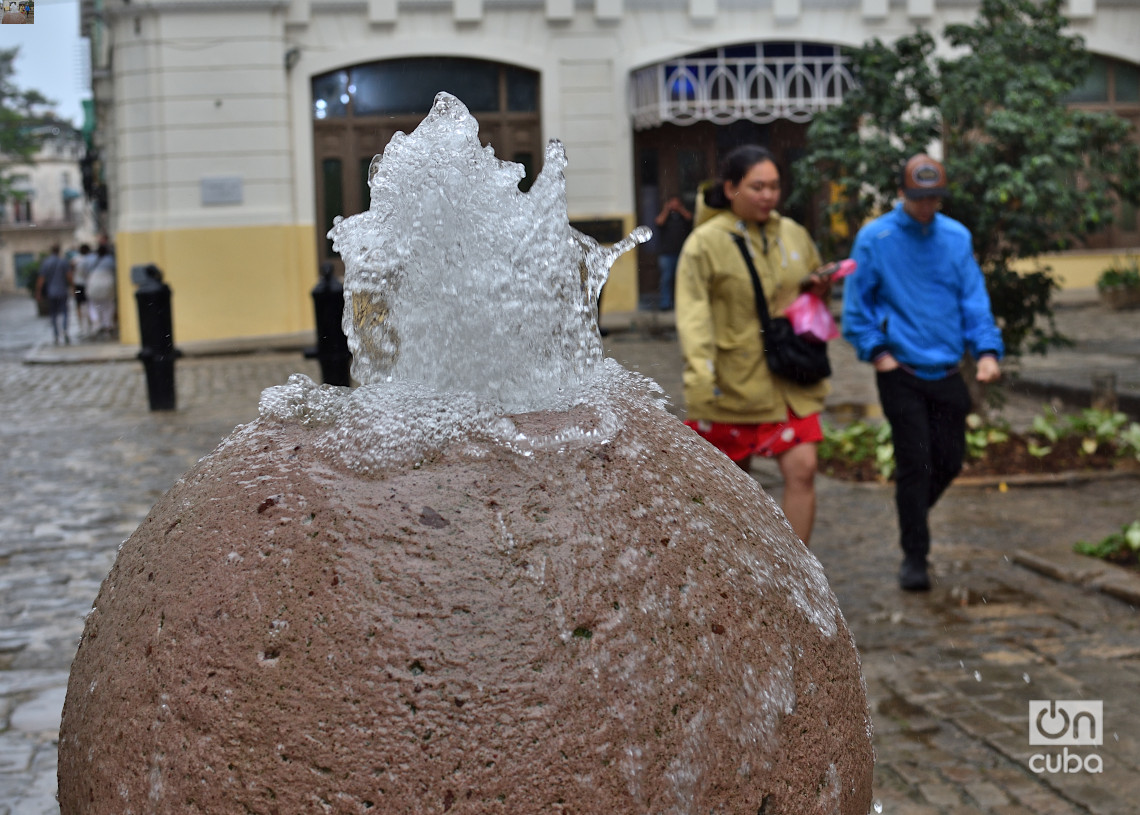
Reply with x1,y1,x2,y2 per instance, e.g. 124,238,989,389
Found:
304,261,352,387
133,264,181,411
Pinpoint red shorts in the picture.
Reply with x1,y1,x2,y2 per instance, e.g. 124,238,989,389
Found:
684,413,823,463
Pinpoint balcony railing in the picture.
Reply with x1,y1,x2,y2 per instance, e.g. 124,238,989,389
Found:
630,42,856,129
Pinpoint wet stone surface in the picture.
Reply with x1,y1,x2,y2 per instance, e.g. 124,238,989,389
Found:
2,290,1140,813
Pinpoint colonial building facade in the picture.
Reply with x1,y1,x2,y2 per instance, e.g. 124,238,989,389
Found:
81,0,1139,344
0,122,89,293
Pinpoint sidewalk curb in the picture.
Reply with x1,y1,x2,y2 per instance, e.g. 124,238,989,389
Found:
951,468,1140,489
1013,548,1140,606
22,332,313,365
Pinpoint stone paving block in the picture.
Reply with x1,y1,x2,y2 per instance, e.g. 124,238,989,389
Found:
889,758,945,790
925,696,979,720
984,731,1036,766
938,764,979,784
951,710,1023,742
1005,787,1090,815
964,779,1013,808
8,685,66,733
975,694,1036,724
978,648,1042,668
918,779,967,807
0,670,70,697
0,733,33,773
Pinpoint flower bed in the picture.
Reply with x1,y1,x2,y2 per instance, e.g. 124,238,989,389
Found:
818,408,1140,484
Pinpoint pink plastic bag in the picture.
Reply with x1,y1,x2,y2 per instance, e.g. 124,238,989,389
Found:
783,259,856,342
785,293,839,342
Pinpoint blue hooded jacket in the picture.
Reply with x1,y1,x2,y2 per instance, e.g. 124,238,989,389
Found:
842,203,1004,380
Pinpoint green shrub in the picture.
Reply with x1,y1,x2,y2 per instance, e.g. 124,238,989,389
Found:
1074,520,1140,561
819,420,895,481
822,407,1140,482
1031,407,1139,459
1096,257,1140,292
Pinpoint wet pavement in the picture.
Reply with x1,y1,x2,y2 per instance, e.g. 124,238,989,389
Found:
2,289,1140,814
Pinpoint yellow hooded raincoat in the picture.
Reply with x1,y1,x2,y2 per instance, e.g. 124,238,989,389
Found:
676,207,830,424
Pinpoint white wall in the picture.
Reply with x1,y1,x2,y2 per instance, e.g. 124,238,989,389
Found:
110,7,294,233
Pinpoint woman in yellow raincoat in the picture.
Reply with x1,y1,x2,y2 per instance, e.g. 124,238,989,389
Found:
677,145,833,547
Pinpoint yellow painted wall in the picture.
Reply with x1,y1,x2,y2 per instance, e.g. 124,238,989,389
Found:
112,216,639,345
595,213,640,315
1012,250,1138,289
114,225,319,345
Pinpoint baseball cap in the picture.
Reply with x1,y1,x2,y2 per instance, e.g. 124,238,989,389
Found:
901,154,948,199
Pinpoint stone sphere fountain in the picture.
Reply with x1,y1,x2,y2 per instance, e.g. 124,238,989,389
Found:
58,94,873,814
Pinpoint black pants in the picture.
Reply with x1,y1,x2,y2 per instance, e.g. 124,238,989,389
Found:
876,368,971,564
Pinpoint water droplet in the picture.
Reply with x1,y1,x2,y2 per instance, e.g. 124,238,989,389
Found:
1022,672,1031,684
973,670,982,682
873,800,883,813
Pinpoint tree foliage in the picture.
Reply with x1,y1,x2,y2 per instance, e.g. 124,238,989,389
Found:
0,47,56,203
793,0,1140,355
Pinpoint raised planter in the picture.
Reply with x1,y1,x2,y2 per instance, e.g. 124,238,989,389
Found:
1099,285,1140,311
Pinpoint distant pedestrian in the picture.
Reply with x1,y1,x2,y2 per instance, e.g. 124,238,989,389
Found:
842,154,1004,591
653,195,692,311
35,244,72,344
72,242,95,338
86,241,118,338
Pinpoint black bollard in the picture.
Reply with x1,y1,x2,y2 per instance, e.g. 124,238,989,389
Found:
133,264,181,411
305,262,352,386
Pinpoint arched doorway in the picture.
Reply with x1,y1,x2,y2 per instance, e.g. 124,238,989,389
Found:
630,42,854,307
311,57,543,272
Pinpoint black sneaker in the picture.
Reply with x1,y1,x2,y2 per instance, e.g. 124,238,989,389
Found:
899,559,931,592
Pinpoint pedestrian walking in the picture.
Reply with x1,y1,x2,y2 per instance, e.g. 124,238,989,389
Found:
35,244,72,344
676,145,835,547
71,242,95,338
842,153,1004,591
653,195,692,311
86,241,118,338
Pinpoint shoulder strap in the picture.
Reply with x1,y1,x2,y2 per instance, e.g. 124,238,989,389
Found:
731,233,773,332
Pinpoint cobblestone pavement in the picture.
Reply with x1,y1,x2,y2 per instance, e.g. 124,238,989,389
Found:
2,291,1139,813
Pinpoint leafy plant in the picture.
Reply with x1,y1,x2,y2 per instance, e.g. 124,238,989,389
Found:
819,420,895,481
1074,520,1140,562
822,406,1140,482
1,47,56,203
965,413,1010,459
15,255,40,295
1030,407,1137,458
1096,257,1140,292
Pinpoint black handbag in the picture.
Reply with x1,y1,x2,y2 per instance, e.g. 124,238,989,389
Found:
732,233,831,385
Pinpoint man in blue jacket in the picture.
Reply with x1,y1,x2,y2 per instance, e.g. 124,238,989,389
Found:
843,154,1003,591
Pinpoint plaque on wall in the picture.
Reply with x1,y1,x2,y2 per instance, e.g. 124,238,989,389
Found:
201,176,244,206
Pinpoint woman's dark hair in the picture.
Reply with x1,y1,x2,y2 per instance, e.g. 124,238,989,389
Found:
704,145,779,209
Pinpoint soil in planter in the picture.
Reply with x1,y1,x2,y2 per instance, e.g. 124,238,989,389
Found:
1101,548,1140,571
819,432,1126,483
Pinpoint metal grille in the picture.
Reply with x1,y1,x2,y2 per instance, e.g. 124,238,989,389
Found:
630,42,855,129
